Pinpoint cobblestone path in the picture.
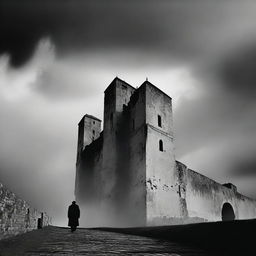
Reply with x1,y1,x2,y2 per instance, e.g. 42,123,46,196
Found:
0,226,214,256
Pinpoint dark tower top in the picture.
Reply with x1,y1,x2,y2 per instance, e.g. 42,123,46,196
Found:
76,114,101,164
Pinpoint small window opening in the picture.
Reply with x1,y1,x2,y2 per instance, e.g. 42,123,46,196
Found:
159,140,163,151
158,115,162,127
93,121,95,124
93,130,95,135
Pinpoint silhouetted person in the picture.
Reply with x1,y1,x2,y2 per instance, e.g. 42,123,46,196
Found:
68,201,80,232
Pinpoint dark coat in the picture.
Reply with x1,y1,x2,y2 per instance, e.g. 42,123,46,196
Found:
68,204,80,227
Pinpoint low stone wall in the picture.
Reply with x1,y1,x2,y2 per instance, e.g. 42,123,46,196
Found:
0,182,51,240
176,161,256,222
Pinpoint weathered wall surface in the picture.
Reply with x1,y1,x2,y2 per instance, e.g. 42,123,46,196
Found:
127,86,147,226
76,135,103,204
145,83,178,226
76,135,104,227
176,161,256,222
101,78,136,226
145,83,174,137
0,182,51,240
101,82,117,215
146,126,179,225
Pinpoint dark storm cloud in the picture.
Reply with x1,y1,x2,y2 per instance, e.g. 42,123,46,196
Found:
1,0,174,66
2,0,256,102
3,0,253,67
173,63,256,189
218,43,256,98
230,157,256,176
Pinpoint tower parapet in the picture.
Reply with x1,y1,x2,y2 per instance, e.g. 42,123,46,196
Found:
76,114,101,164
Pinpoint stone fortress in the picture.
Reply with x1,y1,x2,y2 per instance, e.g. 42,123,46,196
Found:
75,77,256,227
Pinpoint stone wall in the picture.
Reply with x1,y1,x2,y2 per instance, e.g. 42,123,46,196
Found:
127,85,147,226
176,161,256,222
145,83,177,225
76,133,104,227
101,78,136,226
0,182,51,240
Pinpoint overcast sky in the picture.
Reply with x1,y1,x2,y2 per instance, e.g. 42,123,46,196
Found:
1,0,256,226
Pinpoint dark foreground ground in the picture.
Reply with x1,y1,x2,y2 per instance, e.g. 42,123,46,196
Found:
98,219,256,255
0,219,255,255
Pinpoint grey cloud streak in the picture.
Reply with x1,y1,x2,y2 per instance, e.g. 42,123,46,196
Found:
218,43,256,98
173,47,256,197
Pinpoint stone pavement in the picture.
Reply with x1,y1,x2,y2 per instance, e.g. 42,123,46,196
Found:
0,226,214,256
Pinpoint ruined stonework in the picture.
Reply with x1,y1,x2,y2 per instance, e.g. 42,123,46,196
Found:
75,77,256,227
0,182,51,240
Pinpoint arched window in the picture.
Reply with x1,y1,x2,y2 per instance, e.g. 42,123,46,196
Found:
222,202,235,221
159,139,163,151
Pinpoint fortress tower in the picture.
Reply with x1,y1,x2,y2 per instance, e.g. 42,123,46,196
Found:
75,77,256,227
76,114,101,163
